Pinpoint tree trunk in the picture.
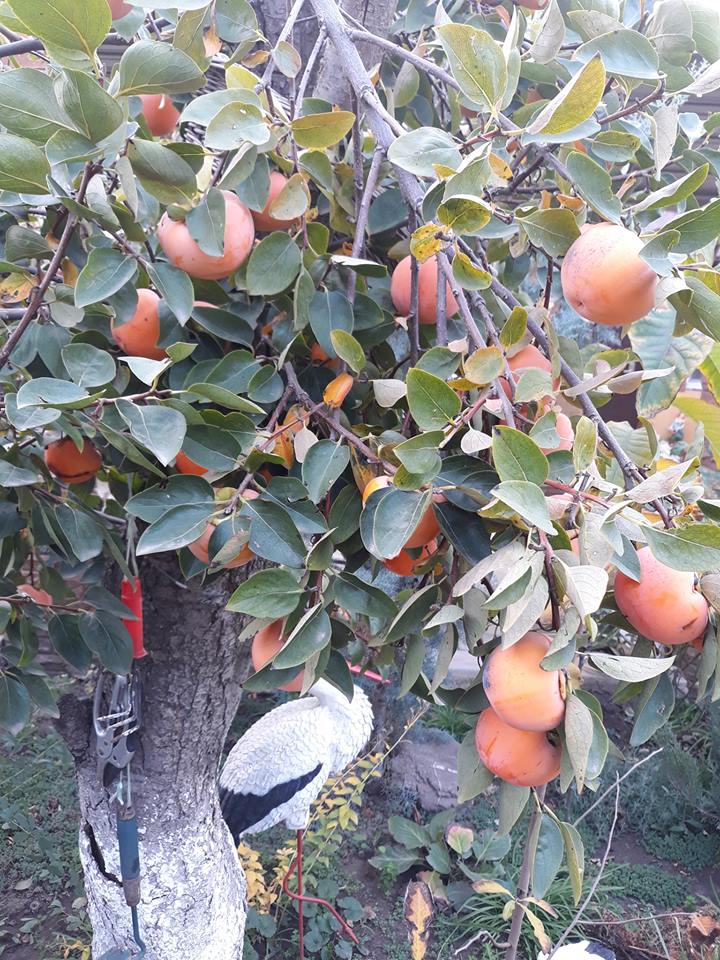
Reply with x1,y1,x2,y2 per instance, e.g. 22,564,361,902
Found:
255,0,397,106
58,557,253,960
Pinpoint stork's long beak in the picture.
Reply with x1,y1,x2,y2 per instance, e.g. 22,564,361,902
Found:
348,663,391,685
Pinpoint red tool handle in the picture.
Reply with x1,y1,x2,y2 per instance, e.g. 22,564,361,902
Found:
121,576,147,659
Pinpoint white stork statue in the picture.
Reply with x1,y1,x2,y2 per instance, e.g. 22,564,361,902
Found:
218,678,375,955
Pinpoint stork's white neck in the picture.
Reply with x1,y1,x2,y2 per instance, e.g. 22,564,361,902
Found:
307,679,374,772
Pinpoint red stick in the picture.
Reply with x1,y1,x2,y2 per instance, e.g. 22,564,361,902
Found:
121,576,147,659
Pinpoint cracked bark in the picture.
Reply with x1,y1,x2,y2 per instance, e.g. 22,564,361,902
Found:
57,555,254,960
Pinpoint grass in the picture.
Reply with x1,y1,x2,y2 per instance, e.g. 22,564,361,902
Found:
0,723,90,958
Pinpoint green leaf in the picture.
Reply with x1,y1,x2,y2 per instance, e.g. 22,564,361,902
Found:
62,343,115,388
558,820,585,904
215,0,257,43
492,427,549,485
644,522,720,573
7,0,110,59
301,440,350,503
329,329,365,373
575,27,660,80
241,498,306,566
436,23,507,112
565,151,622,223
457,727,493,802
127,474,214,522
227,569,303,617
361,486,433,560
20,673,58,718
186,383,264,415
127,139,197,205
573,417,597,474
497,783,530,836
0,133,50,195
388,127,461,178
384,582,438,645
663,199,720,255
0,459,40,487
309,289,354,359
388,816,432,849
116,399,186,467
492,480,555,534
0,673,30,734
406,368,461,431
205,100,270,149
80,611,132,675
526,55,605,136
436,500,491,564
186,188,226,257
518,208,581,258
395,432,444,475
674,392,720,467
48,615,91,671
334,572,397,620
75,248,137,308
137,502,215,555
532,815,564,899
16,377,89,409
57,70,124,141
55,505,102,562
564,692,594,790
273,604,331,668
632,163,709,213
117,40,206,95
0,69,74,143
590,653,674,682
290,110,355,149
147,261,194,325
246,233,301,296
630,673,675,746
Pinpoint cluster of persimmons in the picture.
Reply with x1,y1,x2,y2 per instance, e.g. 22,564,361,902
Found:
38,74,710,789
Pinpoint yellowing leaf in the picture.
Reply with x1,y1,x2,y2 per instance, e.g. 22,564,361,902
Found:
0,272,32,304
526,55,605,136
410,222,443,262
404,880,434,960
489,153,513,180
291,111,355,149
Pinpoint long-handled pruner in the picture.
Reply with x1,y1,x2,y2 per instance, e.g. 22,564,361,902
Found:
94,668,145,960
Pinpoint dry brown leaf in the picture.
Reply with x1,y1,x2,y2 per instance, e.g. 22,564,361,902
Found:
404,880,434,960
204,24,222,57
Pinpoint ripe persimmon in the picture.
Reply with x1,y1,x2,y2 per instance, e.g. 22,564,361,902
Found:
251,619,304,693
157,191,254,280
384,539,438,576
560,223,657,327
614,546,709,646
108,0,132,17
18,584,53,605
175,451,207,476
475,707,561,787
45,437,102,485
251,171,299,232
390,255,459,325
539,412,574,454
483,631,566,732
140,94,180,138
110,288,166,360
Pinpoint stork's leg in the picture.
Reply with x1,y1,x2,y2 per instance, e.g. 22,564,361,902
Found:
281,832,359,948
296,829,304,960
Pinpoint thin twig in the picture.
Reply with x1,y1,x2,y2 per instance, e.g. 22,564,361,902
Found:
548,777,621,959
573,747,663,827
0,163,94,377
505,785,546,960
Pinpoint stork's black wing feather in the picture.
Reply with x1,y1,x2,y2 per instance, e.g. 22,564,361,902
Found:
219,762,322,841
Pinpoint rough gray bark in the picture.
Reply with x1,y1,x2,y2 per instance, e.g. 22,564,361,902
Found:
256,0,397,106
58,556,253,960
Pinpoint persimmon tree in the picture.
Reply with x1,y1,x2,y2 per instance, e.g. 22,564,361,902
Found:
1,0,720,957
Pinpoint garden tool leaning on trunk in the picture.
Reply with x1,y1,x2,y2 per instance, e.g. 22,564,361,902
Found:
94,561,147,960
